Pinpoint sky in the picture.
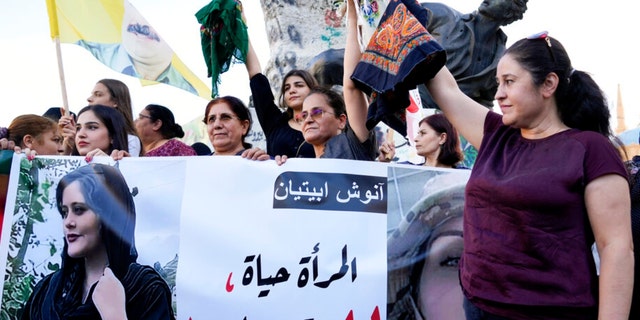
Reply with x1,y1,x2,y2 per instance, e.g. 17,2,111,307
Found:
1,0,639,132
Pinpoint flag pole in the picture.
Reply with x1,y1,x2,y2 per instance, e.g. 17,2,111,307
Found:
46,0,69,116
53,36,70,116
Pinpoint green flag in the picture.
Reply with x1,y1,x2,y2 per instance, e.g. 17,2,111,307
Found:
196,0,249,98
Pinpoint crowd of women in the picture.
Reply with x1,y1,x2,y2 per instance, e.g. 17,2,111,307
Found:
0,0,636,318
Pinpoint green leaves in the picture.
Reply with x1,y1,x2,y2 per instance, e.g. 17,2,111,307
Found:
1,158,81,319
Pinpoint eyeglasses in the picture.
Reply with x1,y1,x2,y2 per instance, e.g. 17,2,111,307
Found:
294,107,335,124
138,114,152,120
206,113,240,125
527,30,555,63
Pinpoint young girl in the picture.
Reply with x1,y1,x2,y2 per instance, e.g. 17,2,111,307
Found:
244,8,317,158
69,105,129,161
60,79,142,156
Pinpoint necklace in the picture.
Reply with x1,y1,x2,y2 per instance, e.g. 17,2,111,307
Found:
145,139,168,152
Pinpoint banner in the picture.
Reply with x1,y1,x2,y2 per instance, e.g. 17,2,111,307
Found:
46,0,211,99
0,155,469,319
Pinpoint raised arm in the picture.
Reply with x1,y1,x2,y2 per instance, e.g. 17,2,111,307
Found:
343,0,370,143
243,7,281,137
425,67,488,149
242,8,261,79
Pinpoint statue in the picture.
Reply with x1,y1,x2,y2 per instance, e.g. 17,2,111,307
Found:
418,0,529,109
261,0,528,110
259,0,347,94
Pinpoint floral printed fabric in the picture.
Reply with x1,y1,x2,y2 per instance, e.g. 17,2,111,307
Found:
350,0,445,137
145,139,197,157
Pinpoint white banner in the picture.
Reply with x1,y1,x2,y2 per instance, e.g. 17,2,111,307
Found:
0,155,469,320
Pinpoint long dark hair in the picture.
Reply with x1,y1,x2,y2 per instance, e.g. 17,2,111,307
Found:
419,113,463,167
55,164,137,300
73,105,130,155
505,36,612,137
96,79,137,136
505,35,626,158
144,104,185,139
279,69,319,119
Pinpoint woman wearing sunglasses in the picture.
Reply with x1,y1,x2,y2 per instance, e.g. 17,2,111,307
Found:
289,86,377,161
277,0,378,163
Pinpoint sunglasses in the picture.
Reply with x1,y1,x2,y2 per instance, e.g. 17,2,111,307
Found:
527,30,555,62
294,107,335,125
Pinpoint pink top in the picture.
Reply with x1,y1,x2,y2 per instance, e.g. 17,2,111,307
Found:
144,139,197,157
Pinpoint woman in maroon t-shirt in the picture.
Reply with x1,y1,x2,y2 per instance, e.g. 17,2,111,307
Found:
424,32,632,319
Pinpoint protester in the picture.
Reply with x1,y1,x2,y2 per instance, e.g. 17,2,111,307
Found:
136,104,196,156
379,113,464,168
244,8,316,158
425,32,633,319
203,96,270,160
66,105,130,161
1,114,63,156
20,163,175,319
59,79,141,156
276,0,376,163
0,115,64,238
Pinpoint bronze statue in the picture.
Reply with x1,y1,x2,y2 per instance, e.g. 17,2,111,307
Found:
296,0,528,108
418,0,529,108
259,0,528,109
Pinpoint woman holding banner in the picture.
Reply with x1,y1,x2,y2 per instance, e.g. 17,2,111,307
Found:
66,105,130,161
59,79,142,157
203,96,270,160
20,163,174,320
244,8,317,159
276,0,377,162
1,115,64,156
0,115,65,236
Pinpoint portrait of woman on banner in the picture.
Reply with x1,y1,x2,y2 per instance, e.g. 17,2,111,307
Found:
387,169,468,320
20,164,175,320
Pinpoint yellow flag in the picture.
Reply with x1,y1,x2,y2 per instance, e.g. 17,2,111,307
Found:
46,0,211,99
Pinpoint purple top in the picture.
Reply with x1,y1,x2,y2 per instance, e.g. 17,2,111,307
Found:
461,112,626,319
144,139,197,157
